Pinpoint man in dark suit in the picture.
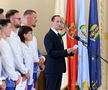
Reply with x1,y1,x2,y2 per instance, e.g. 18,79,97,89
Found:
44,15,77,90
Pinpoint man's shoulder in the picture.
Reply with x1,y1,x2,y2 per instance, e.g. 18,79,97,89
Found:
46,29,55,36
45,31,53,39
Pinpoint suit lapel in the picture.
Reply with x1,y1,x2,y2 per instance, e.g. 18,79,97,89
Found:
50,29,64,48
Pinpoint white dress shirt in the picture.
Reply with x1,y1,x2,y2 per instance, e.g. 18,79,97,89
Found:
7,31,28,74
51,27,59,35
0,38,19,81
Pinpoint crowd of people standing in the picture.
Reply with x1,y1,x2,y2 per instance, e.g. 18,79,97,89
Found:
0,8,45,90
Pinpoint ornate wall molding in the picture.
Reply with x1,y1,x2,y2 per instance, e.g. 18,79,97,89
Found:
98,0,108,90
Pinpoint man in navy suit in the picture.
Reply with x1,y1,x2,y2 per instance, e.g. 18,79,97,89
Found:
44,15,77,90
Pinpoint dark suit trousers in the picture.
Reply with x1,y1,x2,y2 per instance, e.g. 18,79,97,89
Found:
45,73,62,90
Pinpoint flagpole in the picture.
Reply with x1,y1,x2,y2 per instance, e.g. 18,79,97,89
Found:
76,39,108,64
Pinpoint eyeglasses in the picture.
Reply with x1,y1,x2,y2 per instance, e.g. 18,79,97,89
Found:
13,17,21,20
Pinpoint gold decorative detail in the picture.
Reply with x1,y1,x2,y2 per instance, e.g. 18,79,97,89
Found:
80,25,87,37
68,22,77,38
83,81,89,90
89,24,99,41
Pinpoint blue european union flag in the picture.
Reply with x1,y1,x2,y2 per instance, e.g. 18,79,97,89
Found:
88,0,101,90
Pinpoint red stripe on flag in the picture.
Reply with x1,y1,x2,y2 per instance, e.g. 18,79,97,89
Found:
65,0,78,90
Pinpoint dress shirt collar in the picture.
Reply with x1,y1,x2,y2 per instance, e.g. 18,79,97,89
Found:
10,31,17,37
51,27,59,35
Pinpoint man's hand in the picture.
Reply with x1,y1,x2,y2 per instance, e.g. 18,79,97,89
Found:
25,72,30,79
67,45,78,54
22,72,30,81
15,77,21,85
39,64,45,71
39,56,45,71
22,76,27,82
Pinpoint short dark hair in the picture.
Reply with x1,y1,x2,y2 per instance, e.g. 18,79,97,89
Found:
51,15,60,22
0,19,10,28
18,26,32,42
23,9,36,16
5,9,19,19
0,8,4,14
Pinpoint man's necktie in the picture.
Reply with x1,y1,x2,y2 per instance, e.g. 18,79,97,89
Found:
58,33,62,40
58,33,63,45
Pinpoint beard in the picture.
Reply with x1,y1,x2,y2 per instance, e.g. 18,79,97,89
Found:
15,24,21,28
32,24,36,27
